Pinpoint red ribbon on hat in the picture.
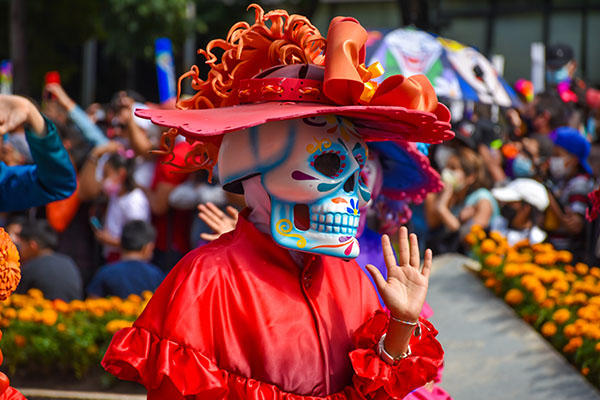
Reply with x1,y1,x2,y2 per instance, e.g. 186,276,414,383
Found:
238,16,440,114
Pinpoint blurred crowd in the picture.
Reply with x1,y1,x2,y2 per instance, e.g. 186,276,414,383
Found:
1,42,599,303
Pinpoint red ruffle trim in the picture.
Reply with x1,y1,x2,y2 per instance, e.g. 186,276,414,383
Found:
103,311,443,400
0,387,27,400
349,310,444,399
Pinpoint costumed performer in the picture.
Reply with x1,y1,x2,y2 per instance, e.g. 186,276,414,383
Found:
102,5,454,399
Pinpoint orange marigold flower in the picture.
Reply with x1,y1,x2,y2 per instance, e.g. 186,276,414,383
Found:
590,267,600,279
563,337,583,353
465,233,477,246
533,287,547,303
503,263,522,278
513,238,530,250
471,224,483,234
56,323,66,332
553,308,571,324
552,279,570,293
505,289,524,306
40,309,58,326
489,231,504,242
582,367,590,376
0,228,21,301
575,263,589,275
52,299,70,313
564,324,577,337
14,334,26,348
480,239,496,254
556,250,573,264
484,278,498,288
485,254,503,268
541,321,557,337
595,342,600,352
106,319,133,334
541,299,555,309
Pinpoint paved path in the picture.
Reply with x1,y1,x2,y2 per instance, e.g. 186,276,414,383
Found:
428,254,600,400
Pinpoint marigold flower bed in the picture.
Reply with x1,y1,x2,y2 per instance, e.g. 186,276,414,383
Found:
467,226,600,387
0,289,150,379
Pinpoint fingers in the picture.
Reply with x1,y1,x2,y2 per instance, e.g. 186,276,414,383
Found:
421,248,433,279
226,206,239,220
381,234,397,273
200,232,220,242
409,233,420,269
206,202,226,219
397,226,410,267
198,204,222,231
365,264,387,292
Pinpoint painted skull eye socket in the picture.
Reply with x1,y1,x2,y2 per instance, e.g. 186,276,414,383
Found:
314,152,341,177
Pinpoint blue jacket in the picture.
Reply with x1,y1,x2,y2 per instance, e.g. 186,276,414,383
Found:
0,117,77,212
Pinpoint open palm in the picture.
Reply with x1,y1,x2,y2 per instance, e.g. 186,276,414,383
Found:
365,227,431,322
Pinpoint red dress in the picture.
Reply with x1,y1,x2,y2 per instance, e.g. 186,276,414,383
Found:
102,211,443,399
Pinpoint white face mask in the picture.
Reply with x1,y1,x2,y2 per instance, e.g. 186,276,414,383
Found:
549,157,568,180
441,168,465,192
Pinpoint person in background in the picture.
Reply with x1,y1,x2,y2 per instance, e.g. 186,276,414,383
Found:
14,220,83,301
490,178,550,245
425,145,499,254
93,152,151,262
546,127,594,258
546,43,600,111
0,94,76,212
529,92,569,135
43,82,108,147
87,220,164,298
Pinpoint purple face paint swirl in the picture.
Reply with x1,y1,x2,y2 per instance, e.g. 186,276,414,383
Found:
291,170,318,181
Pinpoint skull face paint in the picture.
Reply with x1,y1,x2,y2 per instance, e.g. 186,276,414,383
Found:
218,115,371,258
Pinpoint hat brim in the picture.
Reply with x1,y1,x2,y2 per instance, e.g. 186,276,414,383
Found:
491,187,522,203
369,141,442,203
135,101,453,144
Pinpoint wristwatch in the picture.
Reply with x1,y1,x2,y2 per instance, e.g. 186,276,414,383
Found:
377,334,411,366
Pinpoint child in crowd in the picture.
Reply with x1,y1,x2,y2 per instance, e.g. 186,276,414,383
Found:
87,220,164,298
491,178,550,245
546,127,594,258
425,146,499,254
93,152,150,262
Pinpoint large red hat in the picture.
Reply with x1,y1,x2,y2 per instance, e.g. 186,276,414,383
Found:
140,5,453,174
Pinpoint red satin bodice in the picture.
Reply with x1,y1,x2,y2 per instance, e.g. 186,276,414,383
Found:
103,211,443,399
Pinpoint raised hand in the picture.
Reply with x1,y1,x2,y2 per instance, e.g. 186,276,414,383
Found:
198,202,239,241
365,227,431,322
0,95,45,135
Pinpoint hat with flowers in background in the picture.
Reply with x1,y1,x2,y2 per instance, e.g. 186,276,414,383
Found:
136,4,453,180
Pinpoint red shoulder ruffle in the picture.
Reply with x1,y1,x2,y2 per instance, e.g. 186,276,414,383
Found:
349,310,444,399
0,387,27,400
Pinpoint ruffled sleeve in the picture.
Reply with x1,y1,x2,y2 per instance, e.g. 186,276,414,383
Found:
348,310,444,399
102,326,228,398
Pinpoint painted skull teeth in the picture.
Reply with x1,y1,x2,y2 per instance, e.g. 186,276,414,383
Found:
309,211,359,235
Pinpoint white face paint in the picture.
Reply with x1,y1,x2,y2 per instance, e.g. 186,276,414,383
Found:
219,115,371,258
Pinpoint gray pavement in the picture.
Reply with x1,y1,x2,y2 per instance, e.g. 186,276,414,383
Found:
428,254,600,400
